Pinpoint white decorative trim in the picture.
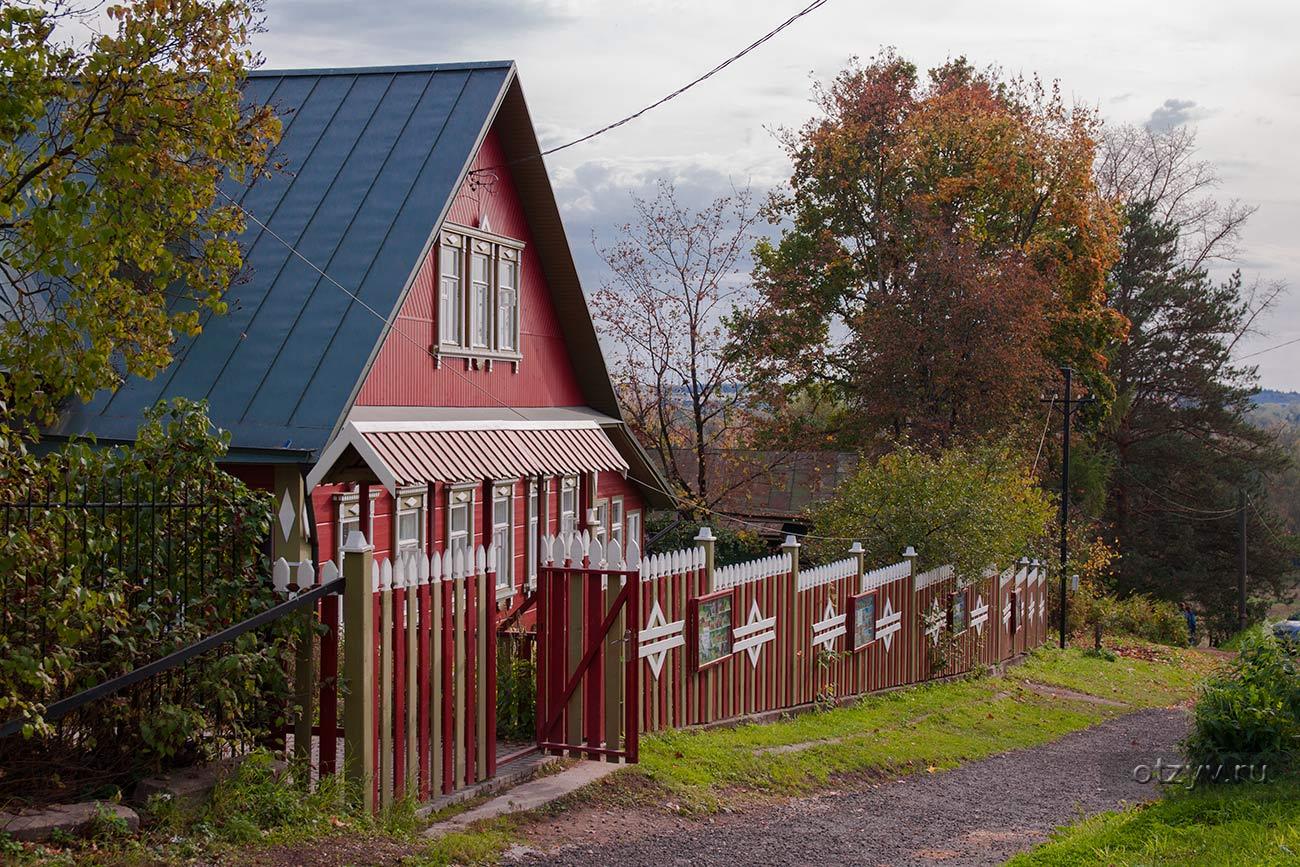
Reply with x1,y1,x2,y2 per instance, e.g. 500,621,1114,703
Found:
277,489,297,542
714,552,792,589
925,600,945,644
862,560,910,592
798,556,858,591
915,564,955,590
638,599,685,680
639,546,705,582
811,599,846,650
733,599,777,667
971,595,989,635
875,596,902,651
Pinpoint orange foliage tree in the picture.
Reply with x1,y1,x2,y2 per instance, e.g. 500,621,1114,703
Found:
731,51,1124,452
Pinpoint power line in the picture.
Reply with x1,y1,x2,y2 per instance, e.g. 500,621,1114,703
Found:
1246,493,1289,546
1237,335,1300,361
469,0,831,175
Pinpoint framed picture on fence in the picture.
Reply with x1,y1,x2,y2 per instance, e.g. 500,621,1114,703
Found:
848,591,877,651
690,588,736,671
949,587,969,634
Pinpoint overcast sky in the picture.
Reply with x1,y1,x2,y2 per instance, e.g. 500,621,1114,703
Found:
254,0,1300,390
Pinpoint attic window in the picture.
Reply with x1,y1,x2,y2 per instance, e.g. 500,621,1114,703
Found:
437,224,524,363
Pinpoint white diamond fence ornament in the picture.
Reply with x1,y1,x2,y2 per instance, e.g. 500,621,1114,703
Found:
971,595,989,635
811,598,846,650
1002,599,1013,627
875,596,902,651
732,599,777,667
925,600,944,645
637,599,685,680
277,489,296,542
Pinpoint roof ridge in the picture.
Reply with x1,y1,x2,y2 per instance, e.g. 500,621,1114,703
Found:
249,61,515,78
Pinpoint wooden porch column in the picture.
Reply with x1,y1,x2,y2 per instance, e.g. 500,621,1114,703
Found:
273,465,313,765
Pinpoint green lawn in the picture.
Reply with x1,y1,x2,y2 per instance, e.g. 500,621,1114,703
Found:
1008,775,1300,866
629,642,1220,810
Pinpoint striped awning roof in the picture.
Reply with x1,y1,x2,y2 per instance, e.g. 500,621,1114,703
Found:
305,420,628,492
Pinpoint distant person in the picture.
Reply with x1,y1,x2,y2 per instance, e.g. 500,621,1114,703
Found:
1181,602,1197,646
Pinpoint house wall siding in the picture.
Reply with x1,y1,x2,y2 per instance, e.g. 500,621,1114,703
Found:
355,127,585,409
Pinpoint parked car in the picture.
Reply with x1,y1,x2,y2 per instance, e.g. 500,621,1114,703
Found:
1272,613,1300,643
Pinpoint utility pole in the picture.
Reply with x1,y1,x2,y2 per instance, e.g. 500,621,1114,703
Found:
1042,367,1093,649
1238,488,1248,632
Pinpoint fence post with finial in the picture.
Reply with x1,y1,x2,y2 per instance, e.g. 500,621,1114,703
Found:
902,545,918,683
342,530,376,812
695,527,717,593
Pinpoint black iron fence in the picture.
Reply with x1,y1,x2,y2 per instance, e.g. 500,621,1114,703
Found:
0,474,290,805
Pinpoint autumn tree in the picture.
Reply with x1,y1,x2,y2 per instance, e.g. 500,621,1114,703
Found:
0,0,280,456
592,182,789,516
731,51,1123,452
1095,127,1291,638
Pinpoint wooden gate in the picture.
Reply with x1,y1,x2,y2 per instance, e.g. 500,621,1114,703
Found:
536,556,640,762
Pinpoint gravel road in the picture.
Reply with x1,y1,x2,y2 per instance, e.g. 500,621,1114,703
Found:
513,707,1188,867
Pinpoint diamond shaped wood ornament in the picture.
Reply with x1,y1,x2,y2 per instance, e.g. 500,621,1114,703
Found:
925,600,944,644
970,594,989,635
278,489,296,542
732,599,777,667
811,598,846,650
1003,600,1013,627
875,596,902,652
637,598,684,680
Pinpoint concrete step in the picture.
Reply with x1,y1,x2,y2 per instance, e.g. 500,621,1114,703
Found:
424,760,623,837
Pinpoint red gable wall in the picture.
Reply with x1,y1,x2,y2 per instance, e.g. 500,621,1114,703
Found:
355,127,586,408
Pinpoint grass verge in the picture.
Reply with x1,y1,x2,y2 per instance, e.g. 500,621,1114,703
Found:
1007,774,1300,866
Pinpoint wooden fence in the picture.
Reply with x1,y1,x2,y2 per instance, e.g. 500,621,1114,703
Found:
631,531,1049,733
276,528,1050,811
273,532,497,813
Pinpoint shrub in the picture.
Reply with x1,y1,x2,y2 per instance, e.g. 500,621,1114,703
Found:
1067,580,1187,647
1182,634,1300,774
805,443,1053,580
0,399,285,803
496,633,536,741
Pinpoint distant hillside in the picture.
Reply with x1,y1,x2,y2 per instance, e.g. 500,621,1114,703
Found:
1255,389,1300,406
1251,390,1300,427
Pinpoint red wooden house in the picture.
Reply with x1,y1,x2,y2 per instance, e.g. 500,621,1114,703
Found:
51,61,668,591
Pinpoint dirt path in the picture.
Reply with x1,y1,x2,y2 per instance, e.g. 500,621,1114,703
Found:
511,707,1188,867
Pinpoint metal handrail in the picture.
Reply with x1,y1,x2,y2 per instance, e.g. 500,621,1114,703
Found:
0,576,345,738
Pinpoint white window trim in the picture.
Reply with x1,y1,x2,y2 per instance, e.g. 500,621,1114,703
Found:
492,481,515,600
559,475,578,536
626,509,642,556
435,223,525,366
526,480,540,591
610,496,625,551
334,488,379,565
393,487,426,555
445,483,476,571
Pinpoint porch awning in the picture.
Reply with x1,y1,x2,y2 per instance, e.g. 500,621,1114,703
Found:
305,420,629,493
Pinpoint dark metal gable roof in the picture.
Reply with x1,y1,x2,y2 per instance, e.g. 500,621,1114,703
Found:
50,61,515,453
